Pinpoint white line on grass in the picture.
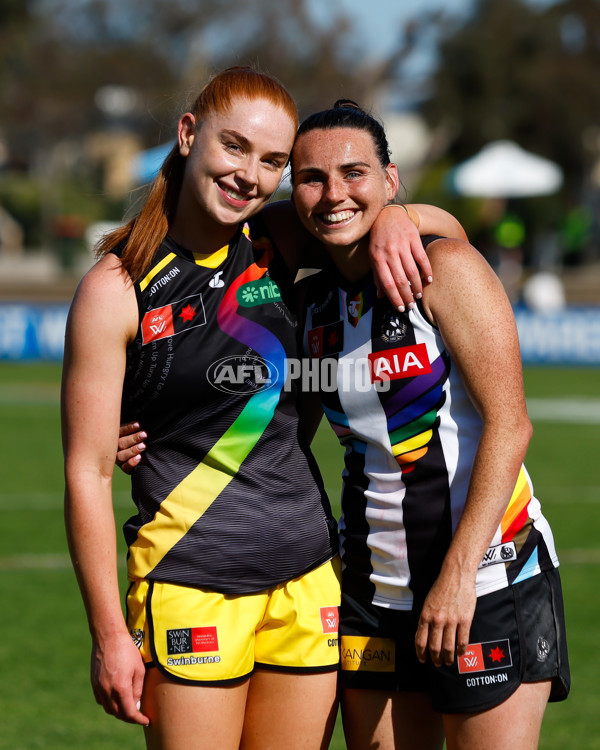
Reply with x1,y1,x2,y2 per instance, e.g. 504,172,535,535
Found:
527,397,600,423
0,554,127,571
1,549,598,570
0,491,132,509
0,384,60,405
2,390,600,421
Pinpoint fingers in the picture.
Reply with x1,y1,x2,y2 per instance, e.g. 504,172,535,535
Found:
119,421,140,438
415,613,467,667
456,621,471,659
118,426,147,451
373,263,413,312
415,617,430,664
407,241,433,296
371,248,433,311
116,428,147,474
93,671,150,726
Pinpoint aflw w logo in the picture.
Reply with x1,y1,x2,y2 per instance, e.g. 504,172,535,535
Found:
320,606,339,634
149,318,168,336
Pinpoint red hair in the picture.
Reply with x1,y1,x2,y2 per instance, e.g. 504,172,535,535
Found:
97,67,297,282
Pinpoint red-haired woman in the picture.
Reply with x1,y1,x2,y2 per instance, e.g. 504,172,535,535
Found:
62,67,466,750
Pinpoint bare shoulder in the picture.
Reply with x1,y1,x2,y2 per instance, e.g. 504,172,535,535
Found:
67,253,138,343
424,237,502,300
426,237,490,275
74,252,132,301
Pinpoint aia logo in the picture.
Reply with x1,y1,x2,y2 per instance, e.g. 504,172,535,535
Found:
320,606,339,634
369,343,432,383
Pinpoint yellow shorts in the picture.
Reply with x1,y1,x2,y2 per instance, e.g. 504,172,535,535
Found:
126,557,341,685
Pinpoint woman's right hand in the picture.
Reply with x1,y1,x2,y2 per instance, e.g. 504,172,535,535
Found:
91,632,150,726
117,422,147,474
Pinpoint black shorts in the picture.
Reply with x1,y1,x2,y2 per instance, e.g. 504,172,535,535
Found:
339,568,570,714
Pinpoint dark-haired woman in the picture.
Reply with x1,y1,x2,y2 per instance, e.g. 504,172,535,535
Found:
287,100,570,750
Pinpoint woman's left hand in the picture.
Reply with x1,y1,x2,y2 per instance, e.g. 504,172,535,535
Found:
368,205,433,311
414,570,477,667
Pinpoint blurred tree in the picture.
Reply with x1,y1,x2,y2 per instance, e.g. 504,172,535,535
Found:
422,0,600,199
1,0,421,155
0,0,421,251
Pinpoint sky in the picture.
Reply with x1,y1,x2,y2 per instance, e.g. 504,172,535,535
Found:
307,0,559,64
307,0,473,62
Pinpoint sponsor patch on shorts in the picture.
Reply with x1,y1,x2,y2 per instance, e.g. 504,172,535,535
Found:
341,635,395,673
320,606,339,634
166,626,219,655
457,639,512,674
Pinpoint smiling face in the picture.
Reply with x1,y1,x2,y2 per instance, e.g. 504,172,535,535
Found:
173,96,296,251
291,127,398,270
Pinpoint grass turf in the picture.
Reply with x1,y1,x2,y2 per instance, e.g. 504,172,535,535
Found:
0,363,598,749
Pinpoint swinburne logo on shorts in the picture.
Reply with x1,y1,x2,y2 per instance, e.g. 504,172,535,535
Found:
166,626,219,655
320,606,339,634
369,343,432,383
340,635,395,673
458,639,512,674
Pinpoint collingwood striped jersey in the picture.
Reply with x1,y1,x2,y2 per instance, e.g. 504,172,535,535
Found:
120,220,337,594
302,257,559,610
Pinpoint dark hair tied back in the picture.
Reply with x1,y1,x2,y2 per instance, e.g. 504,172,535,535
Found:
333,98,364,112
294,99,391,170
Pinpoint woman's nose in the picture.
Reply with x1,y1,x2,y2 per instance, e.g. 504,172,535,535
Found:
322,177,343,203
237,156,259,186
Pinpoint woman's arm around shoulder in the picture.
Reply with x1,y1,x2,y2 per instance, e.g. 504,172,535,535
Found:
368,204,468,311
416,238,532,668
62,254,149,725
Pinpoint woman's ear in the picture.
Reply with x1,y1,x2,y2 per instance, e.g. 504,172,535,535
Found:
385,163,400,202
178,113,197,156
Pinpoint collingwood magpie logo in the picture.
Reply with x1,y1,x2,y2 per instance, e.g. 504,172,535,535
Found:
536,636,550,662
381,311,407,343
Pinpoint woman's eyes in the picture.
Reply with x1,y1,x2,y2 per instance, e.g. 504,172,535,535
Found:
300,171,363,184
225,142,243,154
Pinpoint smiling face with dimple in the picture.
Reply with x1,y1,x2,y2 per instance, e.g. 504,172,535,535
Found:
171,97,296,252
291,127,398,276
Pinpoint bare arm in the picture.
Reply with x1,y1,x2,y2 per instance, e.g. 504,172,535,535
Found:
62,255,149,725
260,200,468,310
368,204,468,311
415,239,531,667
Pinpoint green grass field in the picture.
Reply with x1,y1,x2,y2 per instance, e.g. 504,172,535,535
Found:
0,363,598,749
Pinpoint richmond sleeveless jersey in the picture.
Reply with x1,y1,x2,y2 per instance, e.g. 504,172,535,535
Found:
302,258,558,610
120,220,337,594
